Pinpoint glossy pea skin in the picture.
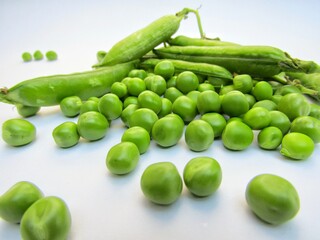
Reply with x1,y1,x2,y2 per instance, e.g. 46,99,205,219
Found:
243,107,271,130
125,77,146,96
258,126,283,150
128,108,159,134
144,75,167,96
22,52,32,62
0,181,43,223
196,90,221,114
77,111,109,141
221,90,249,117
252,99,277,111
252,81,273,100
45,50,58,61
183,157,222,197
268,110,291,134
277,93,310,121
111,82,128,98
2,119,36,146
98,93,123,120
233,74,253,94
20,196,72,240
164,87,183,103
15,104,40,117
280,132,314,160
140,162,183,205
172,95,197,123
158,97,172,118
80,100,99,114
120,104,139,127
154,60,175,80
128,69,148,79
176,71,199,94
290,116,320,143
121,126,150,154
106,142,140,175
222,121,253,150
200,112,227,138
245,174,300,225
60,96,82,117
138,90,162,114
52,121,80,148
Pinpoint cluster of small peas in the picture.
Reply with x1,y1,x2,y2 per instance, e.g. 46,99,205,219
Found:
21,50,58,62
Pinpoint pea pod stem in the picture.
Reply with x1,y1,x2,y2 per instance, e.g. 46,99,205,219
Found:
178,8,205,39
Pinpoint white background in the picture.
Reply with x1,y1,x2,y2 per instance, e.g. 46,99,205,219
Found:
0,1,320,239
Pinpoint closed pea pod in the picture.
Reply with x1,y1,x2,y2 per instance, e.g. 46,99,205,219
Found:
168,35,240,47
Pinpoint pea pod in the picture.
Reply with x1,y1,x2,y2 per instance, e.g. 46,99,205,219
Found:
153,45,299,77
140,58,233,80
168,35,240,47
0,61,137,107
20,196,72,240
93,8,204,67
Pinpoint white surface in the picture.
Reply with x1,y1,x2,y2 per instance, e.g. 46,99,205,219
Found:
0,1,320,240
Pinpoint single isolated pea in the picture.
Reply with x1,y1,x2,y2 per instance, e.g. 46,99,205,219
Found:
45,50,58,61
15,104,40,118
183,157,222,197
22,52,32,62
121,126,150,154
154,60,175,80
185,119,214,152
258,126,283,150
60,96,82,117
98,93,123,120
2,118,36,146
0,181,43,223
33,50,43,60
222,121,253,151
151,114,184,147
245,173,300,225
175,71,199,94
140,162,183,205
128,108,158,134
280,132,314,160
52,121,80,148
106,141,140,175
77,111,109,141
20,196,72,240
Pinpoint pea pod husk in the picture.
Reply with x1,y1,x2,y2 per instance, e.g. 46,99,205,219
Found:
168,35,240,47
0,61,137,107
153,45,299,78
140,58,233,80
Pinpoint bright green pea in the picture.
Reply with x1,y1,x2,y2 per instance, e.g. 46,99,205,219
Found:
200,112,226,138
128,69,148,79
252,100,278,111
121,126,150,154
258,126,283,150
52,121,80,148
277,93,310,121
111,82,128,98
45,50,58,61
80,100,99,114
280,132,314,160
309,103,320,120
138,90,162,114
140,162,183,205
219,85,235,95
166,76,177,88
233,74,253,93
144,75,167,96
183,157,222,197
15,104,40,117
198,82,215,92
252,81,273,100
176,71,199,94
106,142,140,175
243,107,271,130
154,60,175,80
125,77,146,96
22,52,32,62
60,96,82,117
290,116,320,143
221,90,249,117
164,87,183,103
98,93,123,120
158,97,172,118
123,96,138,108
128,108,158,134
0,181,43,223
2,119,36,146
33,50,43,60
120,104,139,127
186,90,200,105
77,111,109,141
172,95,197,123
222,121,253,150
20,196,72,240
196,90,221,114
269,110,291,134
244,94,256,108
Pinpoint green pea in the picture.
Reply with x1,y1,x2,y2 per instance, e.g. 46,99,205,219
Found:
128,108,158,134
183,157,222,197
198,82,215,92
176,71,199,94
98,93,123,120
123,96,138,108
0,181,43,223
166,75,177,88
125,77,146,96
77,111,109,141
157,97,172,118
219,84,235,95
2,119,36,146
80,100,99,114
121,126,150,154
154,60,175,80
277,93,310,121
252,81,273,100
186,90,200,105
60,96,82,117
164,87,183,103
20,196,72,240
15,104,40,118
221,90,249,117
45,50,58,61
120,104,139,127
172,95,197,123
128,69,148,79
309,103,320,120
258,126,283,150
222,121,253,150
244,94,256,108
280,132,314,160
200,112,227,138
243,107,271,130
140,162,183,205
252,100,278,111
233,74,253,93
33,50,43,60
22,52,32,62
290,116,320,143
269,110,291,134
138,90,162,114
106,142,140,175
111,82,128,98
52,121,80,148
196,90,221,114
144,75,167,96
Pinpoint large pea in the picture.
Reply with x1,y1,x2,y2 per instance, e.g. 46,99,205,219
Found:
243,107,271,130
290,116,320,143
20,196,72,240
2,119,36,146
222,121,253,150
0,181,43,223
277,93,310,121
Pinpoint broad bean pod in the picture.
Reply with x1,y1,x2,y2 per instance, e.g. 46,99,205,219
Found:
154,45,299,78
0,61,137,107
140,58,233,80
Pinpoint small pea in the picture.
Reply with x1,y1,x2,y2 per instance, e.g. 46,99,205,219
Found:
33,50,43,60
60,96,82,117
2,119,36,146
45,50,58,61
154,60,175,80
15,104,40,118
252,81,273,100
22,52,32,62
52,121,80,148
123,96,138,108
80,100,99,114
269,110,291,134
111,82,128,99
233,74,253,93
258,126,283,150
128,69,148,79
252,100,278,111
